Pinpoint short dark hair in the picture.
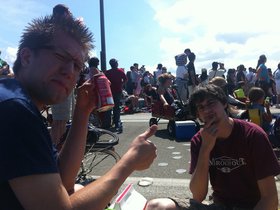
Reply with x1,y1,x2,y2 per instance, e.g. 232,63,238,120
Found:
13,12,94,75
109,58,118,68
189,84,227,116
88,57,99,68
212,62,219,70
227,68,235,74
157,63,163,69
184,48,191,54
188,52,196,62
248,87,265,103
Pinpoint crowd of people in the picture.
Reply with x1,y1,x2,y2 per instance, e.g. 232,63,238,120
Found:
116,48,280,137
0,4,280,210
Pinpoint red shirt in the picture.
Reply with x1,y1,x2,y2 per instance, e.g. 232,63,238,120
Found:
105,68,127,94
190,119,280,208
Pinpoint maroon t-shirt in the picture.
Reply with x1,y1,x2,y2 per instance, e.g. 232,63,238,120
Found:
189,119,280,208
105,68,127,94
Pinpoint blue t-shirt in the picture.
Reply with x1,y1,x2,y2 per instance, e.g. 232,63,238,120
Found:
0,78,58,209
258,64,269,83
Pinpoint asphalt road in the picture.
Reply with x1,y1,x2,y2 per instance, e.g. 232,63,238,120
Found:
86,109,280,205
87,112,201,201
116,113,195,200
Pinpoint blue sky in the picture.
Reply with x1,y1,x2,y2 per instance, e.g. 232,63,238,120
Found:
1,0,280,75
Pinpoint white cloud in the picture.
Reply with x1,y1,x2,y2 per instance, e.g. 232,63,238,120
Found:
2,47,17,67
88,50,97,59
147,0,280,73
0,0,48,30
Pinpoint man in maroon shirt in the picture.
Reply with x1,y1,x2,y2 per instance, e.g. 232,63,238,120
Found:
146,84,280,210
105,58,127,132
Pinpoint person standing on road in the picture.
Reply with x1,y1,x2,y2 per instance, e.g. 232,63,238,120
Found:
105,58,127,132
246,67,257,95
0,6,157,210
146,84,279,210
256,54,270,97
186,52,197,97
154,63,164,83
87,56,101,78
175,48,190,103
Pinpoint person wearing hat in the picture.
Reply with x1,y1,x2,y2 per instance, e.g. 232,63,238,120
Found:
104,58,127,132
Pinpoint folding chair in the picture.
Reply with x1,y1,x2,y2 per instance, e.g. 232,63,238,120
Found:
233,88,247,103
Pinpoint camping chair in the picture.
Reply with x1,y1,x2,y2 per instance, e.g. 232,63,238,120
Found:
248,108,262,126
233,88,247,103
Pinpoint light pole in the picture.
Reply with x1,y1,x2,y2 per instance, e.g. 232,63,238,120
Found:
100,0,107,71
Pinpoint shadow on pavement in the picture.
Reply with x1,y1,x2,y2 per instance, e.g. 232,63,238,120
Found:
155,129,175,141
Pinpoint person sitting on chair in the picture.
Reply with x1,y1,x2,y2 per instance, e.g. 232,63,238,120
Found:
248,87,273,134
157,73,175,108
143,84,158,108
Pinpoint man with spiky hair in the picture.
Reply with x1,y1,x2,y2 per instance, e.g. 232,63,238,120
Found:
0,6,157,210
49,4,75,146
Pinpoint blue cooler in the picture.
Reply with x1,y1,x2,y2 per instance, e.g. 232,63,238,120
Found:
138,98,145,108
175,120,197,141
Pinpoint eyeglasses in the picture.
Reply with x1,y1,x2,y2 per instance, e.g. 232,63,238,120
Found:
196,99,218,112
34,45,84,74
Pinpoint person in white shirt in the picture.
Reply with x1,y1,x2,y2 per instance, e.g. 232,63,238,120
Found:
246,67,256,95
154,63,163,80
174,49,191,103
208,62,225,80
